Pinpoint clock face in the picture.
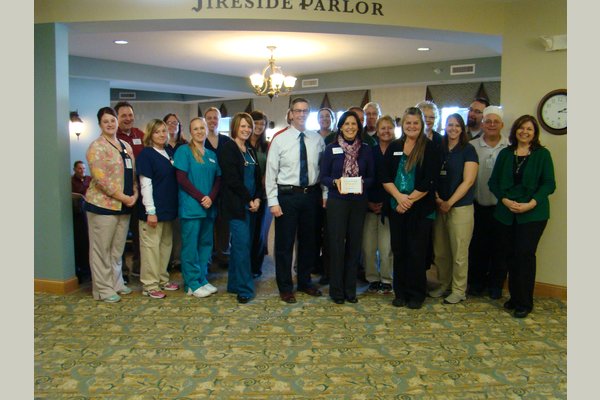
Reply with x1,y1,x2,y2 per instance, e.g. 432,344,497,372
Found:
537,89,567,135
541,94,567,130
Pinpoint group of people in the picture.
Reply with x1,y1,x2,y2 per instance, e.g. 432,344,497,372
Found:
78,96,555,318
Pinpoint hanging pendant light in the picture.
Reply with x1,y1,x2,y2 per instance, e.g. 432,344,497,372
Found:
249,46,297,100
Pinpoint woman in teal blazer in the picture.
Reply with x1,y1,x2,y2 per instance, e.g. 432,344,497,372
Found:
488,115,556,318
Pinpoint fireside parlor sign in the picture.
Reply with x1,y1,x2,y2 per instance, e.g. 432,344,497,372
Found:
192,0,385,16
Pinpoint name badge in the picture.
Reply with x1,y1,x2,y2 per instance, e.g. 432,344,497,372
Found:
133,138,142,145
332,147,343,155
393,151,403,156
125,158,133,169
485,157,495,169
208,158,216,163
440,170,447,176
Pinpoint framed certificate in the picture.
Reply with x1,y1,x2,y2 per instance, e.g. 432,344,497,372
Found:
340,176,363,194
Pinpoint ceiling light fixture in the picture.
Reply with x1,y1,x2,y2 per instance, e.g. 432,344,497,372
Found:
417,47,430,51
114,40,128,45
249,46,297,100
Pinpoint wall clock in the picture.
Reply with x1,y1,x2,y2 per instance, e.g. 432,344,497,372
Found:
537,89,567,135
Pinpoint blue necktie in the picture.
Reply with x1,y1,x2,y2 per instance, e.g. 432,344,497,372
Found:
299,132,308,187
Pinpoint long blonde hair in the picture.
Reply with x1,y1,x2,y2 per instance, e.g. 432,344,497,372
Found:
188,117,206,164
399,107,428,172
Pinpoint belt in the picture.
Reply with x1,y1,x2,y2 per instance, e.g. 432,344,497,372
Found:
278,184,319,194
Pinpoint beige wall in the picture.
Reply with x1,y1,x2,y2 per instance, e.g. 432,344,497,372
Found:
501,0,567,286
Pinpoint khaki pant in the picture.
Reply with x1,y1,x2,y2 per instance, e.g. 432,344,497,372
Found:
87,212,129,300
432,205,474,296
362,212,393,284
139,220,173,291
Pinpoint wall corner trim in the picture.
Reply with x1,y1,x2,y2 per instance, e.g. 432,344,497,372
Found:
34,277,79,294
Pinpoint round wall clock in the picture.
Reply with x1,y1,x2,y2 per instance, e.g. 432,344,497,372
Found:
537,89,567,135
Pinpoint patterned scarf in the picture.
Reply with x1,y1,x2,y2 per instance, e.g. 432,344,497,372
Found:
337,135,362,177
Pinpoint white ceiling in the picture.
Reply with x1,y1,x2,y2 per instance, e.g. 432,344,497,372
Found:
67,23,502,96
70,30,501,77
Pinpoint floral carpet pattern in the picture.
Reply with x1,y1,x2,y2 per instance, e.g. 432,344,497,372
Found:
35,259,566,399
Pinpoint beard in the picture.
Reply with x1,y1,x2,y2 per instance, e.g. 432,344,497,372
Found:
467,118,477,128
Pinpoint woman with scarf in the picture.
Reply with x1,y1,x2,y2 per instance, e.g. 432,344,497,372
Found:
320,110,375,304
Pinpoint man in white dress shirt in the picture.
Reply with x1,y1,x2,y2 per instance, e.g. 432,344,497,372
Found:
468,105,509,299
265,98,326,303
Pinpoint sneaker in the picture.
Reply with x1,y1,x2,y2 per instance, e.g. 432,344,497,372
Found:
379,283,393,294
161,282,179,291
367,281,381,293
187,286,212,298
143,289,166,299
103,294,121,303
118,286,133,295
428,286,449,298
202,283,218,294
443,292,467,304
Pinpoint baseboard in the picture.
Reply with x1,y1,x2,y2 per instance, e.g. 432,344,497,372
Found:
34,277,79,294
534,281,566,300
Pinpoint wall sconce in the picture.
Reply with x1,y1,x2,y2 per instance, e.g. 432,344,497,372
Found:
70,111,84,140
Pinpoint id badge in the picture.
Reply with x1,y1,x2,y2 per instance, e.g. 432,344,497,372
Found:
125,158,133,169
132,138,142,145
393,151,403,156
332,147,343,155
485,156,495,169
440,170,447,176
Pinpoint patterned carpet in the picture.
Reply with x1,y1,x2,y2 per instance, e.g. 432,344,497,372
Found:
34,256,567,399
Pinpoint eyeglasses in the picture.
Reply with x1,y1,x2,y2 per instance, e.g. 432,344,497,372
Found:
484,120,501,125
166,121,180,126
292,109,310,114
469,108,483,114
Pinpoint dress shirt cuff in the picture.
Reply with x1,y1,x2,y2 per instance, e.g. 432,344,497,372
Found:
267,197,279,208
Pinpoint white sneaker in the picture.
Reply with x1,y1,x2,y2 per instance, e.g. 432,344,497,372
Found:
187,286,212,298
443,292,467,304
203,283,218,294
428,286,449,298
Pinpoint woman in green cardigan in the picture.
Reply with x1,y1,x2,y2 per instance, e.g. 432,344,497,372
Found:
488,115,556,318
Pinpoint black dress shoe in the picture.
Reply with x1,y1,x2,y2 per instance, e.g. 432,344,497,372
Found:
407,300,423,310
503,299,516,310
332,298,345,304
346,297,358,303
392,298,406,307
237,295,251,304
513,308,530,318
300,287,323,297
280,292,297,304
488,288,503,300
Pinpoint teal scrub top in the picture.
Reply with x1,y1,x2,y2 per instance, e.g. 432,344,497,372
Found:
173,145,221,219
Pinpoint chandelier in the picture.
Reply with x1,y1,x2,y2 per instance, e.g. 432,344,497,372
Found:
249,46,297,99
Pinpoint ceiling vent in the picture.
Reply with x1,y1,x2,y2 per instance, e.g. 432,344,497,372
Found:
450,64,476,75
302,78,319,88
119,91,137,100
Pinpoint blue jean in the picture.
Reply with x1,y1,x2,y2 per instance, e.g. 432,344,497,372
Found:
228,211,255,298
180,217,214,292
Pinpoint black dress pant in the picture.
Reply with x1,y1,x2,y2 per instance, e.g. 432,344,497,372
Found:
496,219,547,312
274,190,320,293
326,197,367,300
389,211,432,304
468,202,506,292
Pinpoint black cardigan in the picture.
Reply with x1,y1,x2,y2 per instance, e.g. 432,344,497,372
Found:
381,138,439,219
218,139,264,221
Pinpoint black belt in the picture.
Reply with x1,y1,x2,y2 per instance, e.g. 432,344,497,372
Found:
278,184,319,194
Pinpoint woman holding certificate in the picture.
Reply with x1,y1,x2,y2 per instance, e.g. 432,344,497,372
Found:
382,107,439,310
320,110,375,304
